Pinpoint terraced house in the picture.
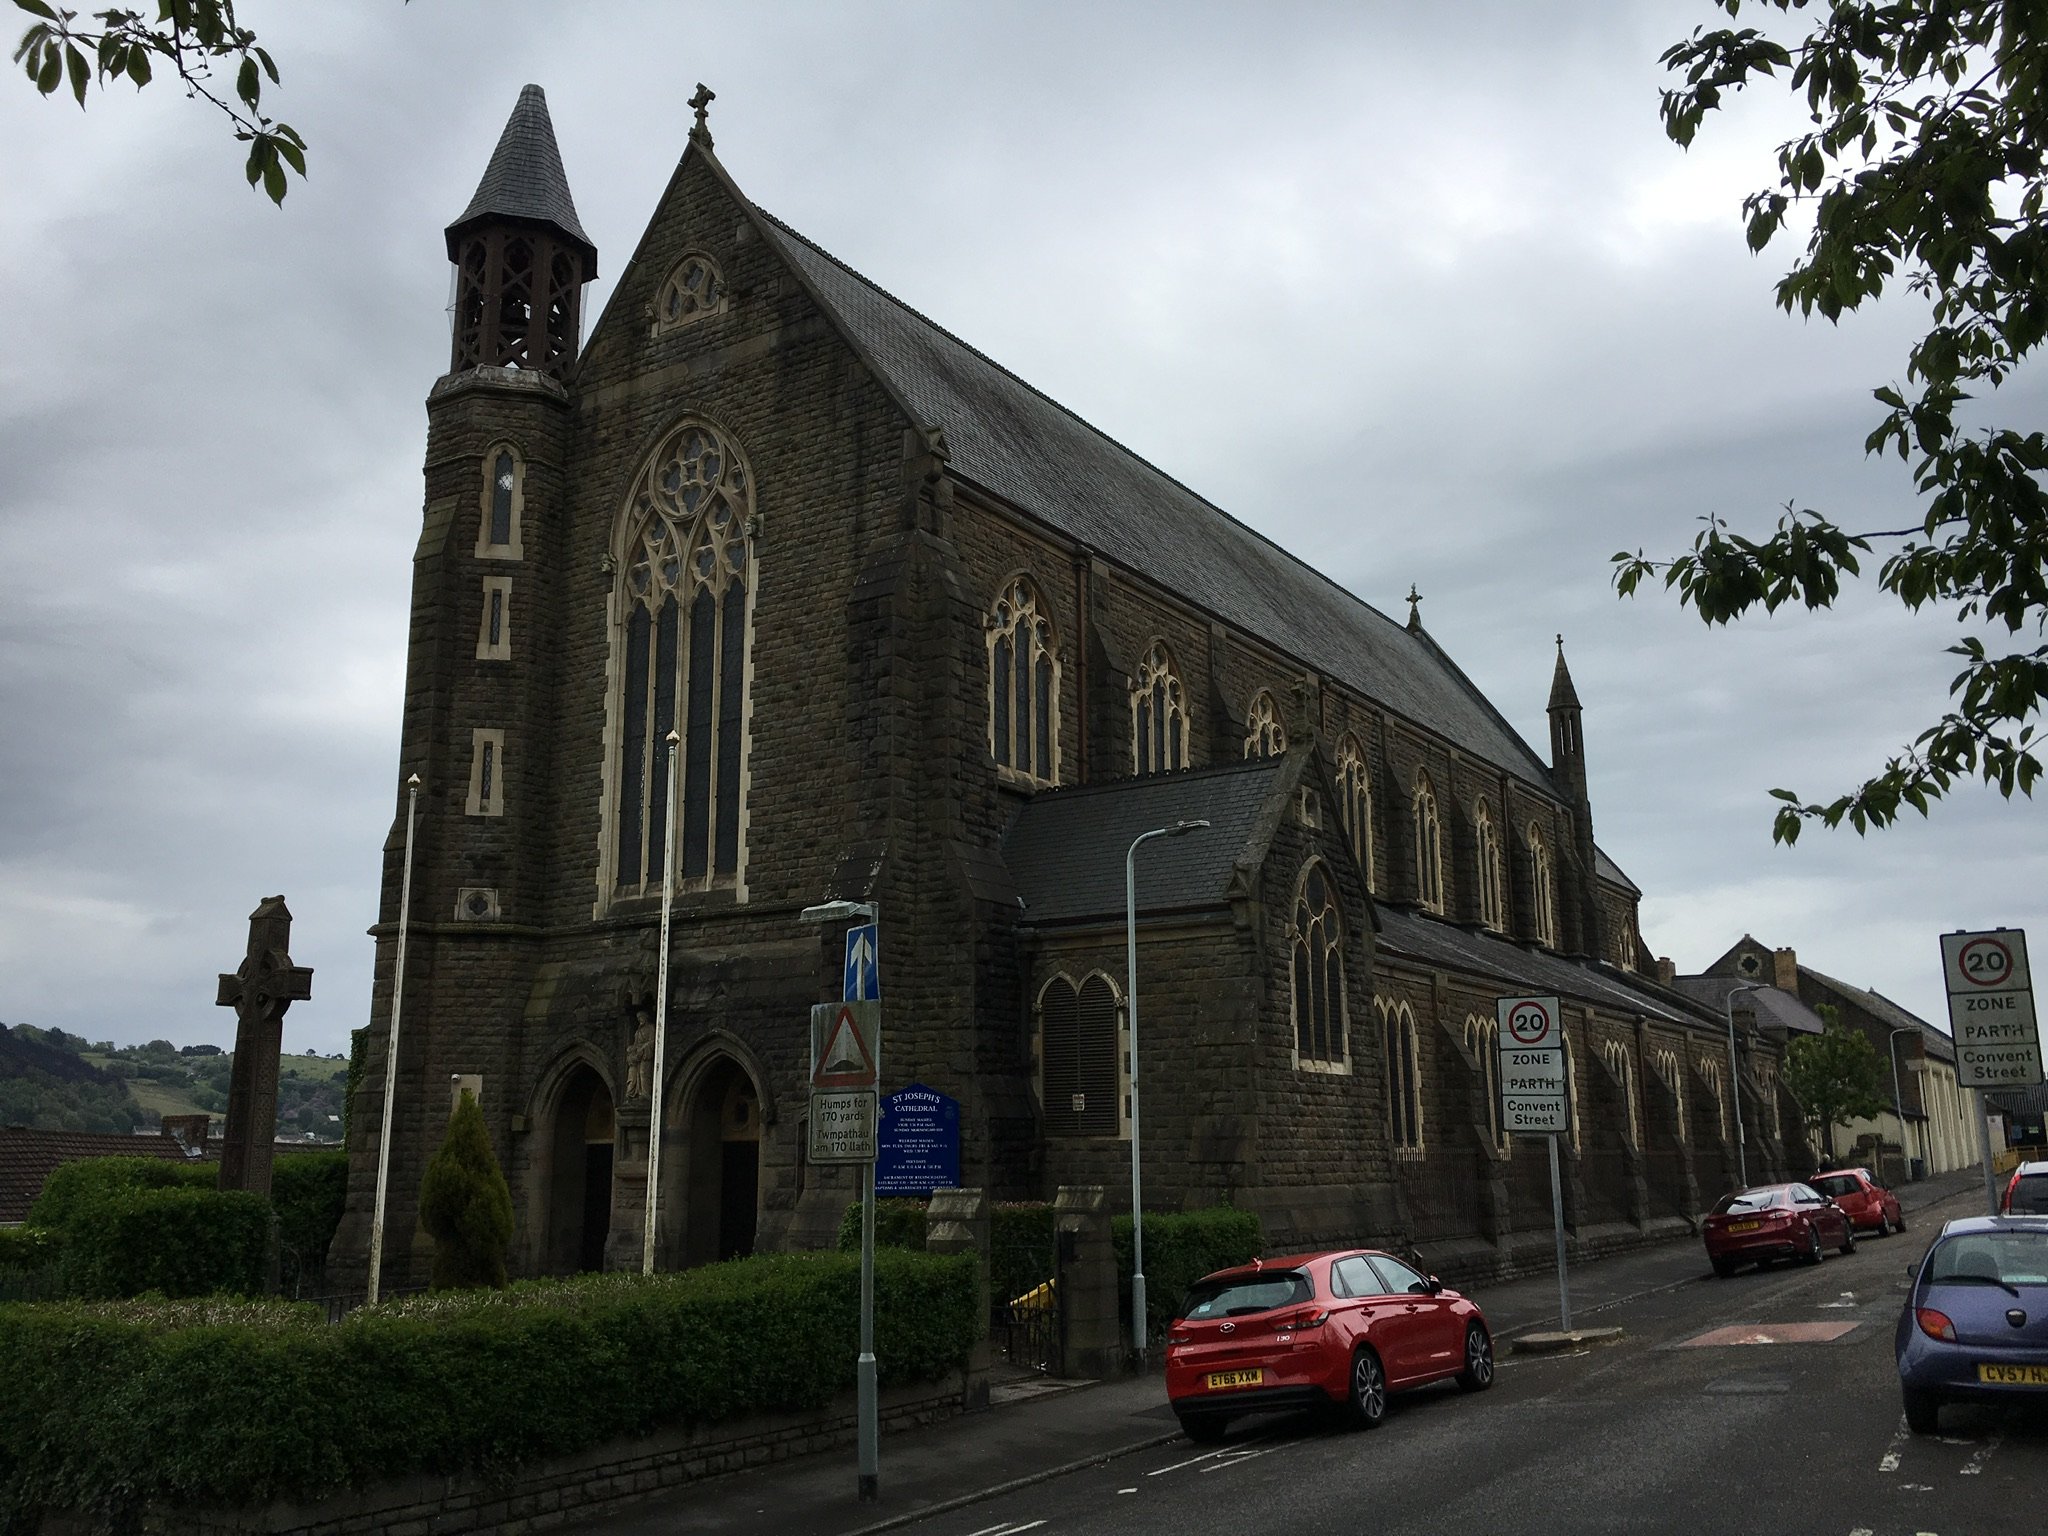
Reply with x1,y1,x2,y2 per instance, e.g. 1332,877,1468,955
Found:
330,87,1810,1290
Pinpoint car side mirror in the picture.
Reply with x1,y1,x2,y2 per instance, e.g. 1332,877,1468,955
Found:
1426,1275,1444,1295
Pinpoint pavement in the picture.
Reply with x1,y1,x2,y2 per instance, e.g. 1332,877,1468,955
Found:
564,1166,1989,1536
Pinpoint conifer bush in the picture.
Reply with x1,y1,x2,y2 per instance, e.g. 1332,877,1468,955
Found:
418,1089,514,1289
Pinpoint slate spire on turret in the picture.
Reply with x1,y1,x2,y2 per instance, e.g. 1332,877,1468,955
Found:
444,84,597,376
1547,634,1581,712
1547,635,1587,804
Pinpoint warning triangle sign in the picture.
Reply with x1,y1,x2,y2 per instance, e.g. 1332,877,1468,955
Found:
813,1003,877,1088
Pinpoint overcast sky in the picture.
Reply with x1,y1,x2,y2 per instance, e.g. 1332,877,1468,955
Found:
2,2,2041,1058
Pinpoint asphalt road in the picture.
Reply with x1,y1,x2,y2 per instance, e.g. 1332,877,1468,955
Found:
889,1185,2042,1536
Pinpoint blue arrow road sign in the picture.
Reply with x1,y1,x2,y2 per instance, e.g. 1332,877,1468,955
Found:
843,922,880,1001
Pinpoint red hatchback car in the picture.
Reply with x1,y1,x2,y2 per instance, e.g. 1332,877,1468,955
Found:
1164,1250,1493,1441
1702,1183,1857,1276
1809,1167,1906,1236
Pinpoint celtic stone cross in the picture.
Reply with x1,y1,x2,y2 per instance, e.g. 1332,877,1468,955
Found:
214,895,314,1198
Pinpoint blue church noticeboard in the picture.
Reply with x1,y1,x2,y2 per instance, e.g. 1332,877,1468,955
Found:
875,1084,961,1197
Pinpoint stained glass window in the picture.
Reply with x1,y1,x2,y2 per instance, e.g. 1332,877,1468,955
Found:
988,579,1059,783
1131,642,1187,774
1292,863,1345,1065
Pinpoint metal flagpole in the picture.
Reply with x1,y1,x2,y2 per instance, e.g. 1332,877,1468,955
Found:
367,773,421,1307
1548,1132,1571,1333
643,732,680,1275
1977,1089,2001,1215
857,900,881,1501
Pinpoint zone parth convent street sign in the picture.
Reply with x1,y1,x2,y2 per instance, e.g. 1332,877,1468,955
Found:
809,1000,881,1164
1940,929,2041,1090
1495,994,1569,1136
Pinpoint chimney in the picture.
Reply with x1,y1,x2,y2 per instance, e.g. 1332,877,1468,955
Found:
1654,956,1676,985
1772,947,1798,991
160,1114,210,1158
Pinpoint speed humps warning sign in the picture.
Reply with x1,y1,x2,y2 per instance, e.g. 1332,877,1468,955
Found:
1495,994,1569,1135
1941,929,2041,1090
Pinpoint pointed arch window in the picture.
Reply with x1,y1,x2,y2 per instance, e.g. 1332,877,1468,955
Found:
1291,863,1346,1067
1131,641,1188,775
1653,1047,1688,1142
1564,1034,1582,1153
656,251,727,331
988,578,1060,784
1465,1015,1505,1151
1243,691,1287,759
1474,799,1505,931
1528,825,1558,946
1335,734,1375,892
1699,1057,1729,1143
1603,1039,1641,1148
1037,973,1121,1137
1379,997,1423,1150
1412,774,1445,914
477,443,525,560
609,419,753,899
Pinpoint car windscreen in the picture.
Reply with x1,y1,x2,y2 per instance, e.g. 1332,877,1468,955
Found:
1713,1189,1785,1214
1179,1271,1312,1319
1808,1175,1859,1199
1928,1232,2048,1287
2009,1175,2048,1215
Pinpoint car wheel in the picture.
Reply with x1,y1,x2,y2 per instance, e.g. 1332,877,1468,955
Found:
1711,1256,1737,1278
1894,1210,1906,1233
1874,1211,1891,1238
1348,1346,1388,1430
1902,1386,1940,1435
1457,1323,1494,1391
1801,1222,1824,1265
1177,1413,1228,1444
1839,1220,1857,1256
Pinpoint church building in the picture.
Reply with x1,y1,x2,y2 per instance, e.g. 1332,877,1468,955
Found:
329,86,1808,1290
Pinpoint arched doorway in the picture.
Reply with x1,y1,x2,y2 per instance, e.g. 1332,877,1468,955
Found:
673,1057,760,1266
546,1066,615,1273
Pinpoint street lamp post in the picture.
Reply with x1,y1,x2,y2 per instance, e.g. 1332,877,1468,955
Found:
642,731,681,1275
1724,983,1761,1188
799,898,881,1501
1125,819,1209,1368
1888,1026,1919,1179
367,772,421,1308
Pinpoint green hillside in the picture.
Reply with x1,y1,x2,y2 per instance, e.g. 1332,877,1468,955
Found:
2,1028,347,1138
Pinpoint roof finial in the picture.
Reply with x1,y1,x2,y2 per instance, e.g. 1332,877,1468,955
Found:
1556,632,1564,653
689,83,716,147
1406,583,1423,631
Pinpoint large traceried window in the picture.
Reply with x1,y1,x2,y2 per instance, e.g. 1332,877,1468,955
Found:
1465,1015,1505,1151
1335,734,1374,892
988,578,1059,784
1131,641,1188,774
1603,1039,1641,1148
1474,799,1505,931
1529,825,1558,947
1378,997,1423,1150
1244,691,1287,759
610,419,753,898
1653,1047,1688,1142
1037,973,1122,1137
1412,774,1445,914
1291,862,1346,1068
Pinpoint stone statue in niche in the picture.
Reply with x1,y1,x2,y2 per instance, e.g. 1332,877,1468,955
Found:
624,1005,655,1104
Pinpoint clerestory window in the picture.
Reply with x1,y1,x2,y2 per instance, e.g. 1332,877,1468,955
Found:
1335,734,1375,893
1244,691,1287,759
1474,799,1505,931
1131,641,1188,775
988,578,1060,784
1413,774,1444,915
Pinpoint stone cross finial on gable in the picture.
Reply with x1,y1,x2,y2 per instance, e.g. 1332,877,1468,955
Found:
1406,584,1423,630
690,83,716,145
214,895,314,1198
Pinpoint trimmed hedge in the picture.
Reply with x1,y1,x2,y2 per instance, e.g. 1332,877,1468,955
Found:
271,1152,347,1294
60,1186,274,1300
1114,1206,1261,1344
0,1249,977,1529
27,1155,213,1229
836,1196,928,1254
0,1228,59,1271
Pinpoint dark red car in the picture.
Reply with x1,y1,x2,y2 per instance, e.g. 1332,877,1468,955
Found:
1808,1167,1906,1236
1164,1249,1493,1441
1703,1183,1857,1276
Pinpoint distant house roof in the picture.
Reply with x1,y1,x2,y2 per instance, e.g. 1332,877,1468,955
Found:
1002,759,1291,925
0,1126,205,1226
1667,977,1828,1036
755,210,1563,795
1799,968,1955,1062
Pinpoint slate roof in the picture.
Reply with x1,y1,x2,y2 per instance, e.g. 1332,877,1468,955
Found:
1002,759,1290,924
1803,970,1955,1062
447,85,597,274
1593,846,1639,895
0,1126,205,1225
1373,904,1710,1026
1668,977,1826,1035
754,210,1561,794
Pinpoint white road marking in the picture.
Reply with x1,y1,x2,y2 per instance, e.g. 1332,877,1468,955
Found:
1819,1292,1858,1309
1148,1447,1232,1476
963,1522,1045,1536
1960,1431,2004,1475
1117,1487,1137,1495
1202,1444,1283,1472
1878,1416,1909,1472
1847,1527,1874,1535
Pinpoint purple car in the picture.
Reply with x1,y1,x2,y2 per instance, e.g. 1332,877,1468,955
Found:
1895,1215,2048,1433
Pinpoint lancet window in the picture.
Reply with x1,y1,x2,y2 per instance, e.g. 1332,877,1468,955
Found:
1335,734,1374,892
1379,997,1423,1150
1529,825,1558,947
1653,1047,1688,1142
477,443,525,559
1131,642,1188,775
1413,774,1445,914
1474,799,1505,931
1038,973,1122,1137
988,579,1059,784
610,419,753,898
1291,863,1346,1067
1243,691,1287,759
1603,1039,1641,1147
1465,1015,1505,1151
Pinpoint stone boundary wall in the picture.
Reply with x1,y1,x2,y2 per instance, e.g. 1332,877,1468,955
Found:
1424,1215,1697,1292
56,1375,971,1536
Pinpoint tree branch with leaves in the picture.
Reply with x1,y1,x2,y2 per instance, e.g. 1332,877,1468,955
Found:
1617,0,2048,842
11,0,305,202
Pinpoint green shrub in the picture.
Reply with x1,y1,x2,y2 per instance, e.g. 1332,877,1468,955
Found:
272,1151,348,1294
990,1201,1056,1303
418,1090,513,1290
27,1155,212,1230
0,1249,977,1528
836,1196,927,1254
1113,1205,1261,1345
58,1186,275,1300
0,1228,60,1271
